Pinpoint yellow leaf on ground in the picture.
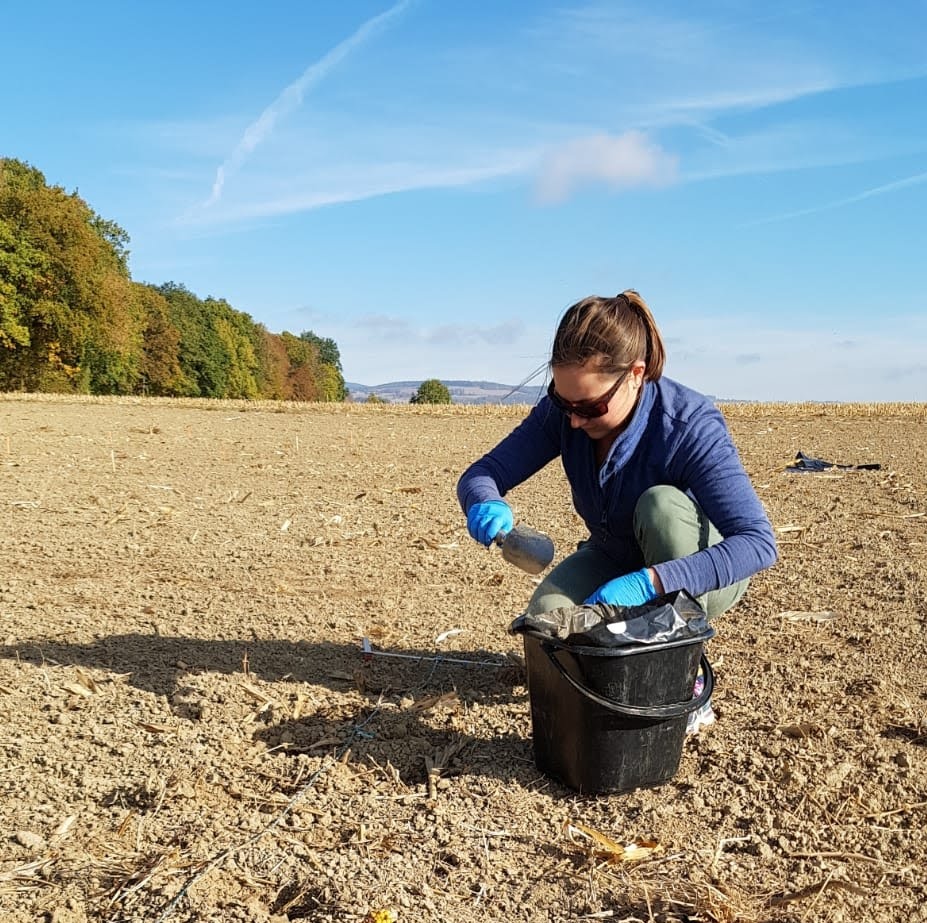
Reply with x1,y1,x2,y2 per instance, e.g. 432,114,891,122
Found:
363,909,397,922
563,820,663,863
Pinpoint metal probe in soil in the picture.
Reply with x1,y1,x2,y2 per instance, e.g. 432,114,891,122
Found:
360,637,508,668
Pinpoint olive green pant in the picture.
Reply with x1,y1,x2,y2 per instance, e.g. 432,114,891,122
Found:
527,485,748,619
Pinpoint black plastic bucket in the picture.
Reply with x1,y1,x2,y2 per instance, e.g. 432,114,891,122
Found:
520,624,714,794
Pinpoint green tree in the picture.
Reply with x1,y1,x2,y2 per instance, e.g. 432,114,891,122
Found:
90,214,130,274
158,284,266,399
158,283,226,397
410,378,451,404
134,283,184,395
209,298,259,399
0,217,45,388
315,361,344,402
299,330,341,370
82,270,144,394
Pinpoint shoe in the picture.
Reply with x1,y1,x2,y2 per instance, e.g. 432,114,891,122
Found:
686,671,716,735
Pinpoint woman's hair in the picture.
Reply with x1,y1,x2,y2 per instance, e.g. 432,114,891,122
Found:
550,289,666,381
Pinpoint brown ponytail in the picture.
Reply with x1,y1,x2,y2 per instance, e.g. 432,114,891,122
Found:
551,290,666,381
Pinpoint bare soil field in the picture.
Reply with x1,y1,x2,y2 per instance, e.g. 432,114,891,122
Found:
1,395,925,923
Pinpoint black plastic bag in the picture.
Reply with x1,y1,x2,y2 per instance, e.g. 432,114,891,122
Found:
510,589,709,648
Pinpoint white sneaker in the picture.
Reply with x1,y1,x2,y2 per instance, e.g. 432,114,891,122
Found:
686,698,716,734
686,671,716,735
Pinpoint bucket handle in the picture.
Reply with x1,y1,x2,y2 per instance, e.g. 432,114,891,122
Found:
542,643,714,720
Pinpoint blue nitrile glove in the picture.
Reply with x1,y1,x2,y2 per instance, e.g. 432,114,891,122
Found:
466,500,514,546
584,567,657,607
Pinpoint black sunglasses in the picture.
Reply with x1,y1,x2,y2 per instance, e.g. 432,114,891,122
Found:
547,372,628,419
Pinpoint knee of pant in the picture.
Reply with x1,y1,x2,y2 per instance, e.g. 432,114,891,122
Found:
634,485,688,534
526,585,575,617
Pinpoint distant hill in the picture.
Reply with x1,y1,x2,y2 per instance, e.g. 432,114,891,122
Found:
347,379,724,405
346,379,545,405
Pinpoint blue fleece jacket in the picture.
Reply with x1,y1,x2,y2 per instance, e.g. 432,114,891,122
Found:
456,377,777,598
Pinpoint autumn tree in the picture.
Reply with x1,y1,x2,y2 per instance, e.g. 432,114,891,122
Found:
253,325,291,400
299,330,346,400
0,157,140,392
133,283,184,396
0,157,348,403
280,331,321,401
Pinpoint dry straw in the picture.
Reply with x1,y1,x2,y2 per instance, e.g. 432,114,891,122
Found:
0,391,529,417
2,392,925,419
717,400,927,420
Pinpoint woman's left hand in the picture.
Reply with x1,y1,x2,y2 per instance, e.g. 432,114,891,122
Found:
584,567,658,607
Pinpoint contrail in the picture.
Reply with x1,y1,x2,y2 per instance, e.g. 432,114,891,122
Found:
745,169,927,227
205,0,414,207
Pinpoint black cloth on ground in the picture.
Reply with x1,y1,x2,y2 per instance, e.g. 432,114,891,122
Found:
785,450,881,473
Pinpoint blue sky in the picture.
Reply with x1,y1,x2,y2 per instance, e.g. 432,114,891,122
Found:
3,1,926,400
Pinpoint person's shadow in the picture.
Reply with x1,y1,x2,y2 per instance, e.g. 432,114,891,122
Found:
1,633,549,790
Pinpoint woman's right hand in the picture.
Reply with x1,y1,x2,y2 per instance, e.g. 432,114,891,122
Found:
466,500,514,546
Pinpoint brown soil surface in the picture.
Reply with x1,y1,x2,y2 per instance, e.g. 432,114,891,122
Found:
1,396,925,923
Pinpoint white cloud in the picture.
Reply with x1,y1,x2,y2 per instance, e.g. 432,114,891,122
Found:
745,169,927,226
203,0,414,208
535,132,678,203
663,313,927,402
424,321,525,346
154,2,927,234
184,154,534,225
352,315,527,348
636,83,835,124
323,313,550,385
530,5,840,117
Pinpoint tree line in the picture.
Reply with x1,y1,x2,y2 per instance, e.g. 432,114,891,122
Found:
0,158,345,401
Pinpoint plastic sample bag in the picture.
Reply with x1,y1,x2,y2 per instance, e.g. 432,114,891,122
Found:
510,589,710,648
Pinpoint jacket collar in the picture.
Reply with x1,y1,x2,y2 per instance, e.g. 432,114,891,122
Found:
598,380,655,486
